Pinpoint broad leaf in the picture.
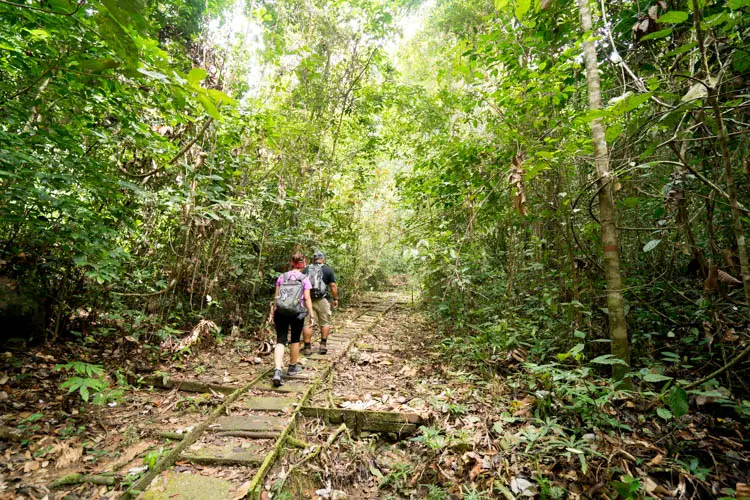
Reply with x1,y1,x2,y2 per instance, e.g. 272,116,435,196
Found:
657,11,689,24
643,373,673,383
643,239,661,252
667,386,689,418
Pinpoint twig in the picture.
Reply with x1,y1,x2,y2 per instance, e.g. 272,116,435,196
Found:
50,473,115,489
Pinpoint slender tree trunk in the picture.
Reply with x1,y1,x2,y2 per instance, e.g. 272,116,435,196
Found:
691,0,750,311
576,0,631,383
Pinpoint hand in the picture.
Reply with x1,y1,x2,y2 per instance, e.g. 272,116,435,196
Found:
332,299,339,309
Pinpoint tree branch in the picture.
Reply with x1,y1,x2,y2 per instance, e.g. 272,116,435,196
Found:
0,0,83,16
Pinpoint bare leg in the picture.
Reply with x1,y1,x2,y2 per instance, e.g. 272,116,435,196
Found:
321,325,331,341
290,342,300,365
274,344,285,370
303,327,312,344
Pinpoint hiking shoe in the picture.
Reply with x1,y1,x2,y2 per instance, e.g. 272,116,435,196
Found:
287,364,302,376
303,344,312,356
319,344,328,355
272,368,284,387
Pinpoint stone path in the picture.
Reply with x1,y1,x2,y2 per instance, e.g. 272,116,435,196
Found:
138,296,400,500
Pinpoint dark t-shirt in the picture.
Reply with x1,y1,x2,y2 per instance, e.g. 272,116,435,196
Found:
303,263,336,298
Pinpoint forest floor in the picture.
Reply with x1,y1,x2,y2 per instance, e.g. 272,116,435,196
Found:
0,293,748,499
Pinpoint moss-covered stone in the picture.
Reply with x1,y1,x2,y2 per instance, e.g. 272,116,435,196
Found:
243,396,298,411
213,415,288,432
142,471,233,500
181,440,266,466
254,381,310,393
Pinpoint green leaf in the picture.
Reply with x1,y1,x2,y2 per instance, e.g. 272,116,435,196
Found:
591,354,629,366
514,0,530,19
657,11,689,24
605,123,623,142
666,42,697,58
609,92,652,115
643,239,661,252
643,373,673,383
207,89,237,106
728,0,749,9
100,0,147,32
667,386,689,418
187,68,207,87
656,407,673,420
640,28,672,41
138,68,169,82
94,13,139,66
493,0,509,10
198,94,221,120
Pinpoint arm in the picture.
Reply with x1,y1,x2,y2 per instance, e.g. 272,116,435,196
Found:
304,288,313,313
330,283,339,308
271,285,279,324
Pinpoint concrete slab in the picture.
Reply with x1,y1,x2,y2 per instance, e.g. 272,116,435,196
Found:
254,381,310,394
143,471,233,500
182,440,266,466
212,415,288,433
243,396,299,412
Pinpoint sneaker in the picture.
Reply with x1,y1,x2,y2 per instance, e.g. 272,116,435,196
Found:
287,364,302,376
319,344,328,355
303,344,312,356
272,368,284,387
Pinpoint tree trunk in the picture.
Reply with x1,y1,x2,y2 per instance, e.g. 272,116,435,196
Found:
691,0,750,312
576,0,631,383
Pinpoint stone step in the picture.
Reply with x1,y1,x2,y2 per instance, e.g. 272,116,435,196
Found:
254,381,310,394
143,471,235,500
181,440,266,466
242,396,299,412
211,415,288,433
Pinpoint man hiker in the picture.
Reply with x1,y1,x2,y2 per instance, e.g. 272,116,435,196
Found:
272,253,313,386
302,251,338,355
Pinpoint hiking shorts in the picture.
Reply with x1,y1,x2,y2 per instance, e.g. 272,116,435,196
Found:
274,311,304,345
304,298,332,329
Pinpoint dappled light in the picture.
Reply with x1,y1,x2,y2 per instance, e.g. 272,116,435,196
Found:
0,0,748,498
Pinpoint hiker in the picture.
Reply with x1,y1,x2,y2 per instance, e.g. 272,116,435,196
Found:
272,252,313,386
302,251,339,355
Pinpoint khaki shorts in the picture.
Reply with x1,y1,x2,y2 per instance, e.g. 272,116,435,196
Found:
304,298,332,329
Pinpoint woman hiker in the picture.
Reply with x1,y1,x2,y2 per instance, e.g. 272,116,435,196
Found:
272,252,313,386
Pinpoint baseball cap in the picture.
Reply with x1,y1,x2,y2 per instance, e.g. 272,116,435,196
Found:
312,251,325,260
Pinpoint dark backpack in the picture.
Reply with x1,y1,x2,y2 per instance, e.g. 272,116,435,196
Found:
276,272,305,316
307,263,327,299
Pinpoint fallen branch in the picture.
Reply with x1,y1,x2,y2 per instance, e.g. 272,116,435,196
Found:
158,432,185,441
276,424,347,492
50,473,116,489
120,369,271,499
130,374,236,395
286,435,312,449
684,343,750,390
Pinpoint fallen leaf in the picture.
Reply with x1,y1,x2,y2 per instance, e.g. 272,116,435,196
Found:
232,481,252,500
724,329,739,342
55,443,83,469
23,461,40,473
647,454,664,466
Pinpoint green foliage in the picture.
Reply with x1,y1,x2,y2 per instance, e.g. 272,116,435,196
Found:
55,361,121,404
611,475,642,499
